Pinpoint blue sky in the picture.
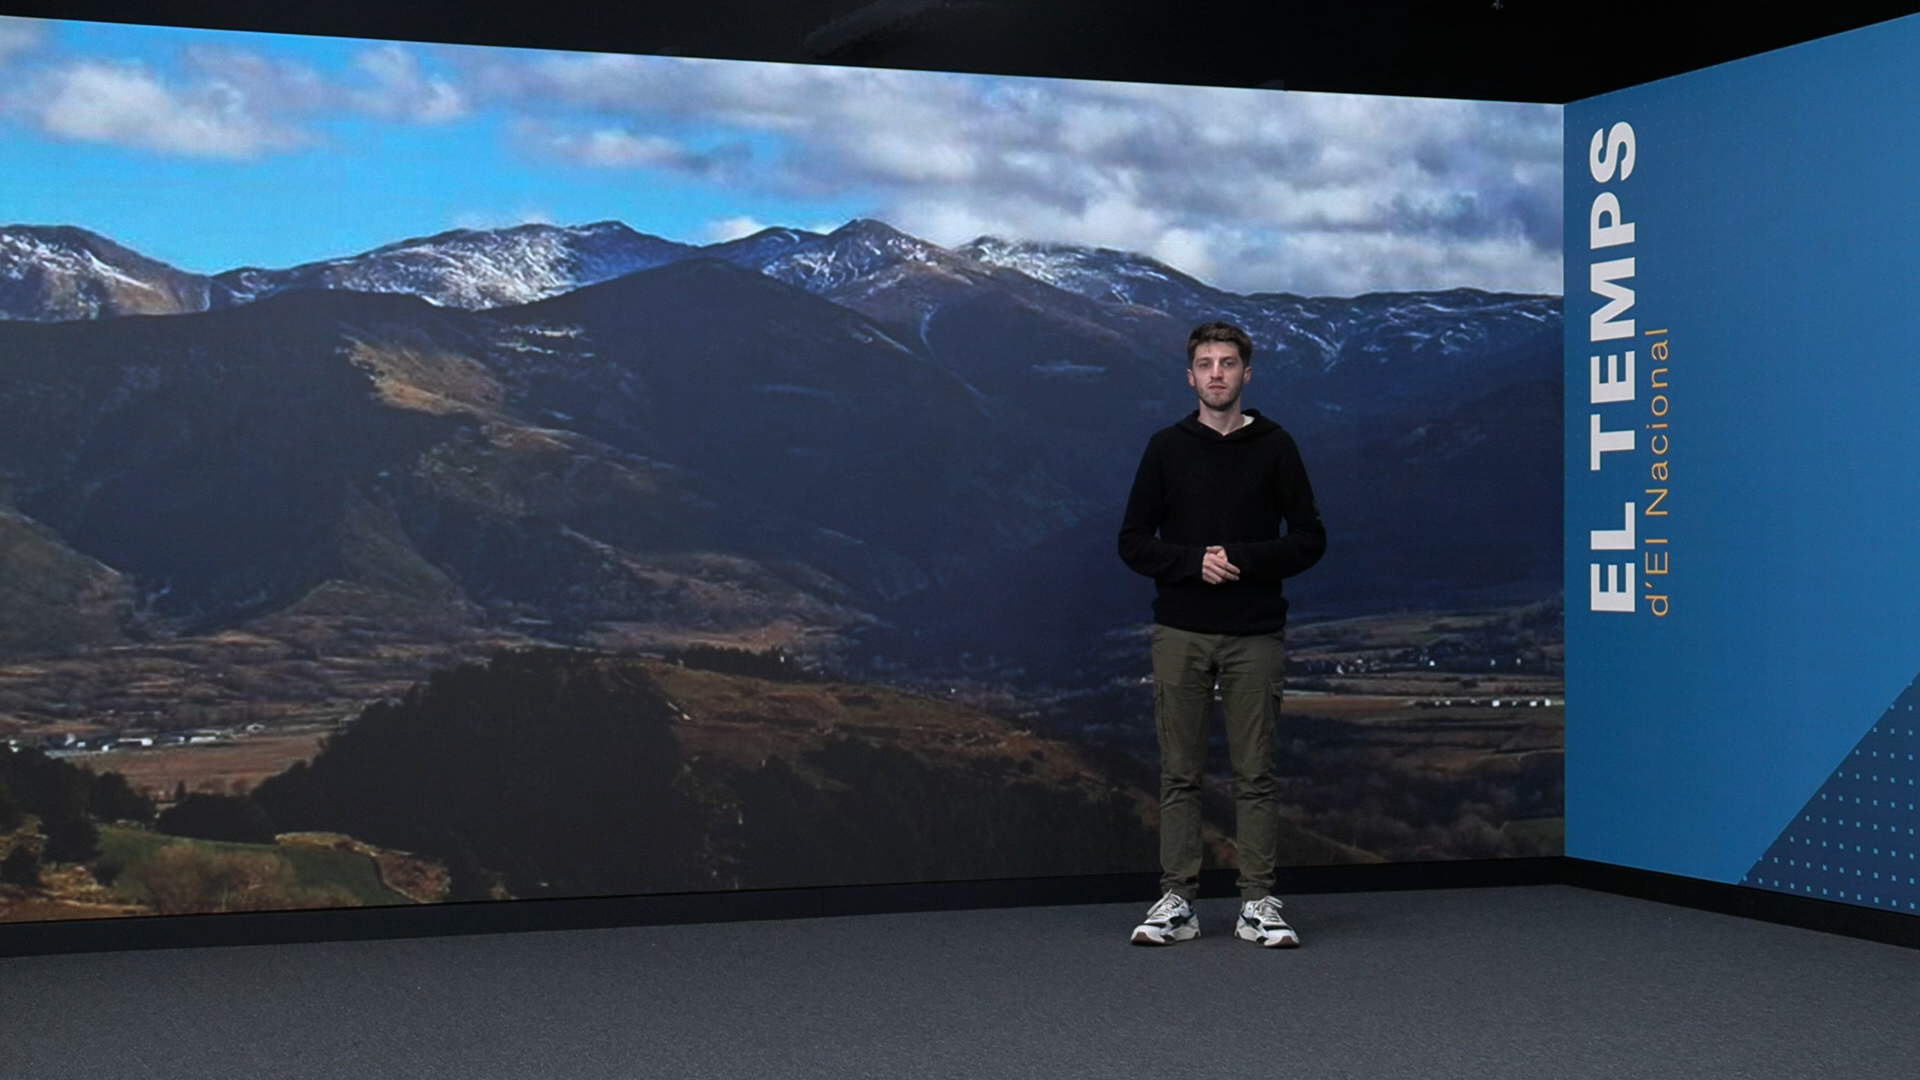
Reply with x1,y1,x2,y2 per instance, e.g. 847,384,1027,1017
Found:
0,15,1562,295
0,20,870,272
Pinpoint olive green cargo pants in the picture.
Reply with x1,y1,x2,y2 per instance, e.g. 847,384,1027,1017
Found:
1151,623,1285,901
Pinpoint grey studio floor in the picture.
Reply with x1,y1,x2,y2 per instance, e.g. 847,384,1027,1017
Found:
4,886,1917,1080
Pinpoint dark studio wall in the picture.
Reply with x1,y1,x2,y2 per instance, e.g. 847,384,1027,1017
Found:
0,0,1916,103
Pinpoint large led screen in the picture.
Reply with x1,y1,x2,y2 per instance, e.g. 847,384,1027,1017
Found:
0,16,1563,922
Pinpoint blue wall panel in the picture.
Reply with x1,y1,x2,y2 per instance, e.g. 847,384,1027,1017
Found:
1565,15,1920,901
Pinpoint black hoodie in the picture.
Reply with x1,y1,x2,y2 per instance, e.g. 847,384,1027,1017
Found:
1117,409,1326,634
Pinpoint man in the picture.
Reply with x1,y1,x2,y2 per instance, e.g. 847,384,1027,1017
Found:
1118,321,1326,947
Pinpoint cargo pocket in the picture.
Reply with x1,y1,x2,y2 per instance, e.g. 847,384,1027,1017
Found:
1268,631,1287,704
1152,678,1171,748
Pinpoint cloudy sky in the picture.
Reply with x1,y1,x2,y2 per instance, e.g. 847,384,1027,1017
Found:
0,16,1562,296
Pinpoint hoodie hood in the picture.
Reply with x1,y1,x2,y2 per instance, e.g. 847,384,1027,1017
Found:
1174,408,1281,441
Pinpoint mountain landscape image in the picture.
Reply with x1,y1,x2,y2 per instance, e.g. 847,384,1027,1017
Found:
0,12,1565,921
0,214,1564,920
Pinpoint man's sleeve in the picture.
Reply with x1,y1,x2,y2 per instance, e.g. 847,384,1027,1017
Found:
1118,438,1204,582
1222,434,1326,582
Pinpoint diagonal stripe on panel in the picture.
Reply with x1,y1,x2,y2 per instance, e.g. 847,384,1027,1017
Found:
1743,674,1920,914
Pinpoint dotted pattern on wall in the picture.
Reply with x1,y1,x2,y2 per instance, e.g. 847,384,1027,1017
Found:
1743,674,1920,914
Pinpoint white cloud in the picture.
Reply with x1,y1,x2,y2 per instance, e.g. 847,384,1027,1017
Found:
541,127,688,168
353,45,466,123
15,40,468,161
4,28,1561,294
1148,228,1217,286
458,52,1563,295
454,207,555,230
704,215,767,242
36,60,303,159
179,45,330,112
523,122,750,180
0,16,46,66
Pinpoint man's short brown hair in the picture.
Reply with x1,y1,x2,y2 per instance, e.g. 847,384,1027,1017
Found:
1186,322,1254,365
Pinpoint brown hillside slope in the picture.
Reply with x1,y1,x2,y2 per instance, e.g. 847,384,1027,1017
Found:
645,659,1376,886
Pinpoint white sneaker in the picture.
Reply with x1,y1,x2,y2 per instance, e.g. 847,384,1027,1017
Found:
1235,896,1300,948
1130,892,1200,945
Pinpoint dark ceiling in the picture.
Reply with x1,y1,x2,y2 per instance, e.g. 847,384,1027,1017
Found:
1,0,1917,102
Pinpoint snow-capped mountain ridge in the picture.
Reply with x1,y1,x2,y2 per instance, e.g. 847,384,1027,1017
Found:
211,221,698,311
0,225,211,321
704,226,827,270
957,236,1227,309
753,219,956,295
1,217,1560,386
959,233,1557,374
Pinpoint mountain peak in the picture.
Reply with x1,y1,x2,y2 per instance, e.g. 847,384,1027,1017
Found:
0,224,210,321
829,218,912,241
209,221,696,311
746,226,817,243
355,220,652,259
755,219,954,295
826,220,949,261
701,226,826,270
956,235,1214,302
572,219,644,238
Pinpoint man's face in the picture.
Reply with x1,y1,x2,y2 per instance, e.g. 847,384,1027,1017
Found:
1188,341,1250,411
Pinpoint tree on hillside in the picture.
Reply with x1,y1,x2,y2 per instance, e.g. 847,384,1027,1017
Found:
254,649,705,898
440,835,503,902
724,736,1159,888
0,783,21,832
88,771,155,824
1,843,41,888
156,794,277,844
40,811,98,863
0,746,151,832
